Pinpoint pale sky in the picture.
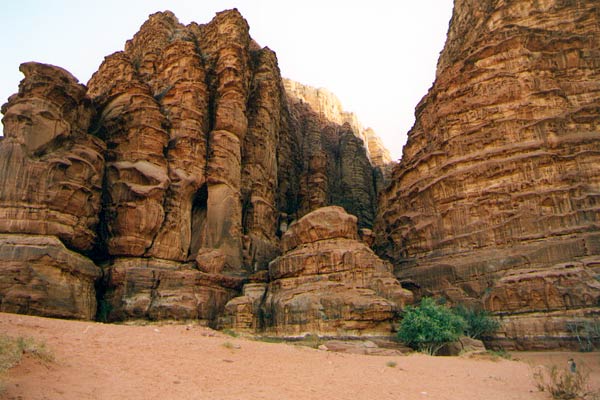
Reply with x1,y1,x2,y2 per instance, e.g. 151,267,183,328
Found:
0,0,454,160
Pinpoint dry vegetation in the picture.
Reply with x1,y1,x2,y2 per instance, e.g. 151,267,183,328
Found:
0,334,53,392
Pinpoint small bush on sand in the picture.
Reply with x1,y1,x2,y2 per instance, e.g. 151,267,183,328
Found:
533,363,599,400
397,297,466,356
452,304,500,339
0,334,54,392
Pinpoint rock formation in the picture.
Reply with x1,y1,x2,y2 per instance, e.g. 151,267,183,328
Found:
283,79,392,171
0,9,391,332
0,63,104,319
374,0,600,348
284,80,392,227
0,235,100,320
0,62,104,251
220,206,412,337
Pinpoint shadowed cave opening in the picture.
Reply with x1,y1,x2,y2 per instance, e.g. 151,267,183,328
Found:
189,183,208,259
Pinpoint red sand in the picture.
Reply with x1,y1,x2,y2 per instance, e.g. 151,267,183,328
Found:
1,312,597,400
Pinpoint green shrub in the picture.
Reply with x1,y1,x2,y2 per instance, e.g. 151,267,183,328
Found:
453,304,500,339
397,297,466,355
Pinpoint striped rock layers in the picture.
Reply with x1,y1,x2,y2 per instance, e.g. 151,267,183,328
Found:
374,0,600,348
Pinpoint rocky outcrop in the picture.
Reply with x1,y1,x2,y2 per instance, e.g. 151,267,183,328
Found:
84,10,389,325
100,258,243,322
85,10,272,323
0,63,103,320
374,0,600,347
0,9,389,330
0,62,105,252
284,82,386,228
0,234,100,319
221,206,412,337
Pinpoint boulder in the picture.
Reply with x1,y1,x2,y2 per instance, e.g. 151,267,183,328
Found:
222,206,412,337
0,234,100,320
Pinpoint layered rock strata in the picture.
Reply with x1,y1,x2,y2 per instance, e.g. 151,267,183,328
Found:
284,83,387,228
0,62,104,252
0,234,100,319
374,0,600,347
221,206,412,337
0,9,390,332
0,63,103,319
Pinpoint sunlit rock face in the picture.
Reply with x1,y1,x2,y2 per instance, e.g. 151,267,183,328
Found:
220,206,413,337
374,0,600,348
0,62,104,251
81,10,386,326
0,9,387,328
0,63,104,319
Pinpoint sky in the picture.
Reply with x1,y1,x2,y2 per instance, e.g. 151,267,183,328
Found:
0,0,454,160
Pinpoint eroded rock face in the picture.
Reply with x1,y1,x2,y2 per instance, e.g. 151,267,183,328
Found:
0,63,103,320
374,0,600,347
101,258,243,323
284,80,392,227
221,206,412,337
0,62,105,252
0,235,100,319
78,9,386,326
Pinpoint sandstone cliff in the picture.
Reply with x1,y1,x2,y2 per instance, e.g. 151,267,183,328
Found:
220,206,412,337
0,10,394,333
374,0,600,349
283,79,394,227
0,63,104,319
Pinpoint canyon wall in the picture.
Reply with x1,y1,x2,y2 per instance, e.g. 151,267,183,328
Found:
282,82,383,229
374,0,600,348
0,10,394,332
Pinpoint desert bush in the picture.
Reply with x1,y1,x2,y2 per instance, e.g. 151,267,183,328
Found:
453,304,500,339
533,363,599,400
397,297,466,355
0,334,54,393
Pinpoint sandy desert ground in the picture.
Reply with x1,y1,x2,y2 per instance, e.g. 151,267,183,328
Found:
1,312,598,400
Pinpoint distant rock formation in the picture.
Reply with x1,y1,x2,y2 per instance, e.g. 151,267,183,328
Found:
283,79,393,228
220,206,412,337
283,79,392,169
0,9,392,332
374,0,600,349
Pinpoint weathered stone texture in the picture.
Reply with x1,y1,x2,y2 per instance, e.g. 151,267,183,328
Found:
0,235,100,319
374,0,600,347
0,62,105,252
101,258,242,323
0,9,396,334
222,206,412,337
284,80,393,227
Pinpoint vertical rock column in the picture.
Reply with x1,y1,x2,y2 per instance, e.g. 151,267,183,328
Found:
198,10,252,270
0,62,104,319
88,53,170,256
146,40,210,261
241,47,284,270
